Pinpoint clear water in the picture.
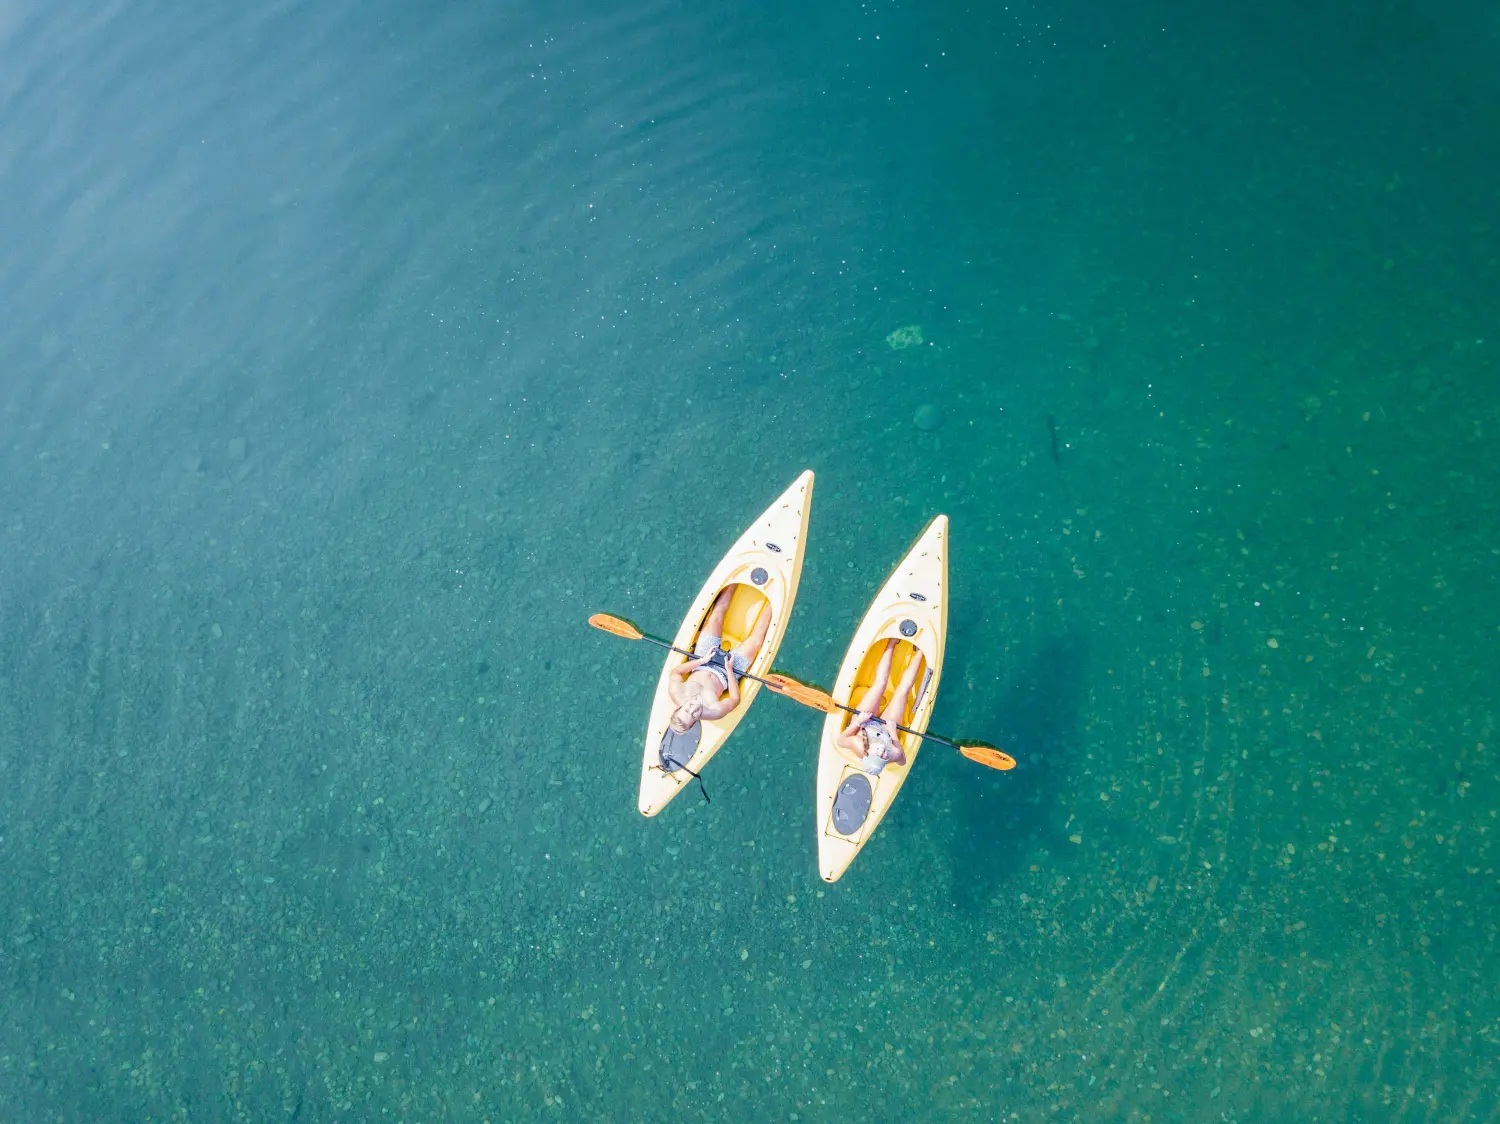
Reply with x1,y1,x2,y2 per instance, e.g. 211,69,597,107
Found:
2,0,1497,1119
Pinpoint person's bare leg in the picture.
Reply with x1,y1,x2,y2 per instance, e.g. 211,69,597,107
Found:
853,637,898,716
733,596,773,666
703,585,734,640
881,647,924,725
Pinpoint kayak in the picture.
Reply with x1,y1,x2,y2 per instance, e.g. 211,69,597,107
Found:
638,470,814,816
814,514,948,882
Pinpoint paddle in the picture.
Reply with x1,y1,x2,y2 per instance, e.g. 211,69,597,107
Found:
588,613,1016,772
761,672,1017,772
587,613,783,692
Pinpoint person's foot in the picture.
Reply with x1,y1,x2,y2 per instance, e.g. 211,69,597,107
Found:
884,637,899,653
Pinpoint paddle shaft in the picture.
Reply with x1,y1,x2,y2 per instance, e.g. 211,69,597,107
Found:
603,618,971,755
823,696,966,754
629,628,779,693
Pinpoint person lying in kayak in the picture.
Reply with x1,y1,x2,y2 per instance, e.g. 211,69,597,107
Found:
667,585,772,734
833,637,924,774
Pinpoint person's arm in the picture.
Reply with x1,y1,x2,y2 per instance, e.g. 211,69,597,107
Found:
834,712,870,753
700,695,735,721
671,655,710,681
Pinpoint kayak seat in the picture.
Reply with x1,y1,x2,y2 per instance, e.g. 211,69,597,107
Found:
659,723,702,773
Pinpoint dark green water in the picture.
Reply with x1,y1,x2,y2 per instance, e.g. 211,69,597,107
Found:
3,0,1498,1119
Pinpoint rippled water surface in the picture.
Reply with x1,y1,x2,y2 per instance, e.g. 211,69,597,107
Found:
3,0,1499,1119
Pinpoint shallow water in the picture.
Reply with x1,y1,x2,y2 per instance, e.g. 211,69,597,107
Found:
3,0,1498,1119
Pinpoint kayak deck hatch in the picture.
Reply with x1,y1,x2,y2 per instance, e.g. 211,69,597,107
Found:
831,773,873,835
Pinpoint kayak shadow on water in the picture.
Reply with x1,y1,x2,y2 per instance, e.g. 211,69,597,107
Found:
933,626,1091,913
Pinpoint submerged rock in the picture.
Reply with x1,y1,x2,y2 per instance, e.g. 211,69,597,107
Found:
886,324,924,350
913,403,945,432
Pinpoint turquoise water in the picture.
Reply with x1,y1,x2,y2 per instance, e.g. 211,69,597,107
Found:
3,0,1498,1119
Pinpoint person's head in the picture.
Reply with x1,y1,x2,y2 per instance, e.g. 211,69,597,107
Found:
669,699,705,734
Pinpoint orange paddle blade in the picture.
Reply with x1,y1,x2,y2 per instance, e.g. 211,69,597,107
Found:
960,745,1017,771
588,613,644,640
762,673,836,713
